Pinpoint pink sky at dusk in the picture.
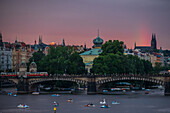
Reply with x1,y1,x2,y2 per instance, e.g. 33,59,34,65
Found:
0,0,170,49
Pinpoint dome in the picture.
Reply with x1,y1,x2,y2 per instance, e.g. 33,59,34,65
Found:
93,36,103,45
30,62,37,68
50,42,55,45
20,61,27,68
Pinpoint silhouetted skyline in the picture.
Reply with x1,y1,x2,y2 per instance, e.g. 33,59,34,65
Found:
0,0,170,49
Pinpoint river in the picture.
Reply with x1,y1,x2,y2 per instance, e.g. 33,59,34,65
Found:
0,89,170,113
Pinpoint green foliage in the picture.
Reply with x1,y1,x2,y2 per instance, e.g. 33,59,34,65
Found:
101,40,124,55
162,50,170,57
28,51,45,71
92,54,153,74
92,40,154,75
153,62,170,74
29,46,85,75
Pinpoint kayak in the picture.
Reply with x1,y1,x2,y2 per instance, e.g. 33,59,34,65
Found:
17,104,29,108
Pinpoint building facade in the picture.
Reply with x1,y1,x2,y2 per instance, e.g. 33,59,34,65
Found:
134,33,157,52
150,52,164,67
0,33,12,71
80,31,103,73
11,41,32,71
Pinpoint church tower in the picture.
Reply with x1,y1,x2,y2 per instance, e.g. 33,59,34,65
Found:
151,33,157,50
134,42,136,49
62,38,65,46
39,35,42,44
0,33,3,47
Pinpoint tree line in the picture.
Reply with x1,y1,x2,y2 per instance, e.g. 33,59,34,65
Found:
28,40,169,75
28,46,86,75
91,40,154,75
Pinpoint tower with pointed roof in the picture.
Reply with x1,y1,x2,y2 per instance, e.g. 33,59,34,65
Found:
93,29,103,48
151,33,157,50
62,38,65,46
0,33,3,47
134,42,136,49
80,30,103,73
15,37,17,43
39,35,42,44
34,40,38,51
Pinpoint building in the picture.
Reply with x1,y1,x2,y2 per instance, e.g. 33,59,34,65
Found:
0,33,12,71
11,40,32,71
80,30,103,73
29,61,37,72
134,33,157,52
150,52,164,67
31,36,48,53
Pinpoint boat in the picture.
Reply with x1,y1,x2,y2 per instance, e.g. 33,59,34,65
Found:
112,101,120,104
51,94,60,97
67,99,73,103
13,94,17,97
53,101,59,107
44,87,51,90
100,104,110,108
8,92,12,96
100,99,106,104
32,92,39,95
84,103,95,107
145,91,149,94
17,104,29,108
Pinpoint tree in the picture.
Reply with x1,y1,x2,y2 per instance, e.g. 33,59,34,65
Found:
66,53,86,74
28,51,45,71
92,40,153,75
101,40,124,55
30,46,85,75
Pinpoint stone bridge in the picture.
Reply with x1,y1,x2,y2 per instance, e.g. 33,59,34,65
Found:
0,74,170,95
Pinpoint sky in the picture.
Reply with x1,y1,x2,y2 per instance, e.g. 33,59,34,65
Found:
0,0,170,49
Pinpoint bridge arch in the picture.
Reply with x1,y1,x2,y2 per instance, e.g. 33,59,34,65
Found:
29,77,88,88
0,79,17,88
96,77,165,86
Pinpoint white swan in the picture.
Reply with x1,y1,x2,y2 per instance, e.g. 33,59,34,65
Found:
100,99,106,104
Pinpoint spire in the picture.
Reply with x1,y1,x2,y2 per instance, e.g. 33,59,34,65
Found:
62,38,65,46
0,33,2,42
15,36,17,43
98,29,99,37
0,33,2,47
134,42,136,49
84,43,86,50
39,35,42,44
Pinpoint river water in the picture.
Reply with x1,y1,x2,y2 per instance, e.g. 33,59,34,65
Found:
0,89,170,113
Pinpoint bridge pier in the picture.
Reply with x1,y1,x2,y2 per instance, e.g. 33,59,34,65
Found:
0,78,2,92
17,78,29,94
165,82,170,96
87,76,96,95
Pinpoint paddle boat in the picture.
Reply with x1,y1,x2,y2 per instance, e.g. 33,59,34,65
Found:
67,99,73,103
32,92,39,95
53,101,59,107
100,104,110,108
51,94,60,97
13,94,17,97
8,92,12,96
112,101,120,104
17,104,29,108
84,103,95,107
100,99,106,104
145,91,149,94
